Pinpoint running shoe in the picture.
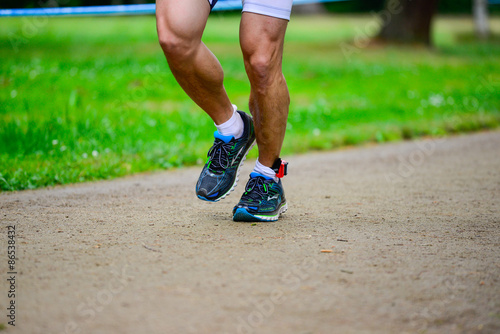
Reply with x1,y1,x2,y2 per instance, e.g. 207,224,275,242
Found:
232,172,287,222
196,110,255,202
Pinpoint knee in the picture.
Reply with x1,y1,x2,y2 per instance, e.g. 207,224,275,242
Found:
244,52,280,91
245,53,272,81
157,29,197,63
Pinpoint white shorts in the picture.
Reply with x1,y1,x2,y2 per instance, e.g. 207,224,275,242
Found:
208,0,293,21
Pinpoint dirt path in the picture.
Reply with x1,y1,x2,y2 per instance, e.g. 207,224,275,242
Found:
1,131,499,334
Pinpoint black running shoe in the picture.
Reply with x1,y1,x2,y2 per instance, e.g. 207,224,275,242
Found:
232,172,287,222
196,110,255,202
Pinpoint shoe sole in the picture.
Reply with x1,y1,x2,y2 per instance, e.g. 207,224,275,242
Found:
233,202,288,222
197,139,256,203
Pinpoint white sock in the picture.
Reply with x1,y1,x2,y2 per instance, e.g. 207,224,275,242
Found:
215,104,244,139
253,159,278,182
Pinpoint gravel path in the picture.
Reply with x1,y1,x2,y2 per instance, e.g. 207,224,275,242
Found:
1,131,499,334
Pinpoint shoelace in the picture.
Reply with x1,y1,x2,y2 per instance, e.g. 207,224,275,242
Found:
241,176,269,202
207,139,233,171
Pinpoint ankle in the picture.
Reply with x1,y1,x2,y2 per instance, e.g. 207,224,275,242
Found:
215,105,244,139
252,159,278,182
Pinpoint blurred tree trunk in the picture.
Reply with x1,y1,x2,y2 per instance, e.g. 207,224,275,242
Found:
473,0,490,39
377,0,440,46
293,3,327,14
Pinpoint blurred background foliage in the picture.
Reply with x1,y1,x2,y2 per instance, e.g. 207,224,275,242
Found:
1,1,499,190
2,0,499,14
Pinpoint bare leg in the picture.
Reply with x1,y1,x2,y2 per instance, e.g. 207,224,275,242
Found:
240,13,290,167
156,0,233,124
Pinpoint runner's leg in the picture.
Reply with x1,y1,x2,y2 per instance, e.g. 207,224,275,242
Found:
156,0,233,125
240,12,290,167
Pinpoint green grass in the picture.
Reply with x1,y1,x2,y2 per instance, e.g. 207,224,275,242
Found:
1,14,499,191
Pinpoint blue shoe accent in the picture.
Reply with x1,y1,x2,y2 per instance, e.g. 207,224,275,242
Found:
197,194,209,201
213,131,233,144
233,208,267,222
249,172,273,180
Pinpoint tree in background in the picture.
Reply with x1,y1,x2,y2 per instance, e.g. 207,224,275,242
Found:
376,0,440,46
473,0,490,39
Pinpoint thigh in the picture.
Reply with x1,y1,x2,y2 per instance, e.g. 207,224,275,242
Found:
239,11,288,58
241,0,293,21
156,0,211,41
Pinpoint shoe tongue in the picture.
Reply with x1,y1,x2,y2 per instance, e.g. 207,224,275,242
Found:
214,131,234,143
250,172,273,180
